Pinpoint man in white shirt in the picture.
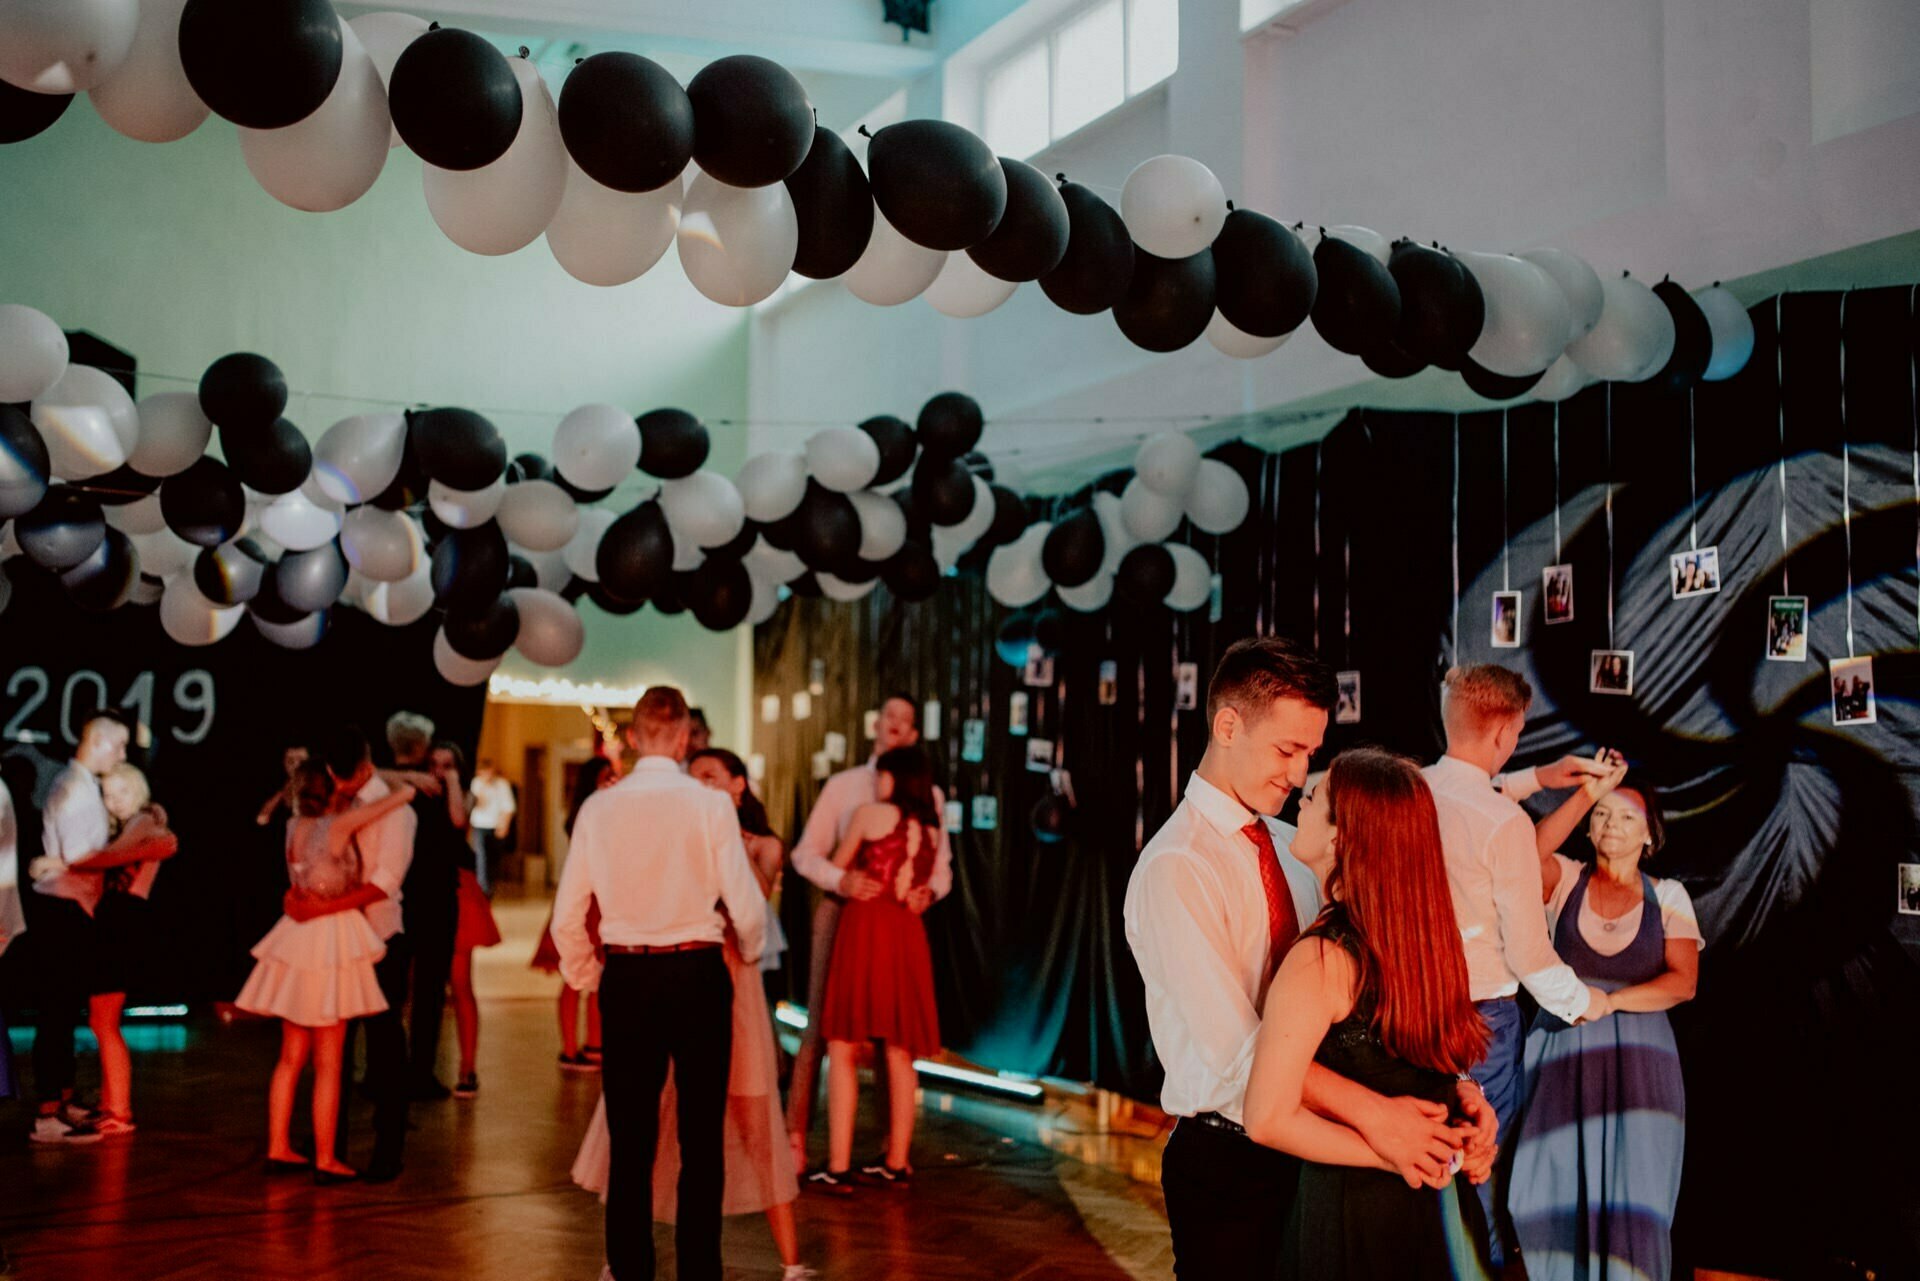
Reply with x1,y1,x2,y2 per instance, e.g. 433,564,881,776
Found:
1424,663,1612,1266
466,758,516,892
553,686,766,1281
785,693,951,1170
1127,638,1493,1280
314,726,417,1183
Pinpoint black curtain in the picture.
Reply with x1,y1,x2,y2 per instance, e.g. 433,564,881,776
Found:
751,286,1920,1276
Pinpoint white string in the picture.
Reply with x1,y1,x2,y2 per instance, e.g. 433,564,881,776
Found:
1451,415,1460,665
1312,443,1323,652
1840,293,1855,658
1605,384,1616,652
1501,409,1511,591
1777,294,1791,595
1552,403,1563,563
1687,387,1699,551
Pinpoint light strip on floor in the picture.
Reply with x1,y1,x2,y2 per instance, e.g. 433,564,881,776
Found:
774,1003,1044,1102
125,1005,188,1019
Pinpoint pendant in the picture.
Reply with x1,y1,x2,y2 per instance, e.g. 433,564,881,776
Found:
1602,919,1617,931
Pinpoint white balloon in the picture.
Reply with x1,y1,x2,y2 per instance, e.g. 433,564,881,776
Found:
1121,475,1183,543
87,0,206,142
1057,571,1114,612
129,526,196,578
1120,155,1226,260
314,412,407,504
1164,543,1211,611
346,10,427,147
127,392,211,478
924,252,1018,318
425,474,505,529
949,475,997,548
735,450,808,523
743,537,805,585
843,208,944,306
104,492,164,535
1532,354,1593,403
508,587,585,667
253,610,327,650
0,0,137,93
805,427,881,493
1632,304,1678,383
1092,489,1135,576
986,522,1052,608
361,559,433,624
658,471,745,548
547,159,682,286
1518,248,1604,338
510,543,572,593
339,506,421,582
1206,311,1289,359
563,507,616,581
433,627,501,687
1461,251,1572,378
126,573,161,606
1695,286,1756,382
0,522,18,560
1135,432,1201,498
496,479,579,553
1185,459,1251,534
553,404,640,492
1567,274,1669,381
260,484,342,551
677,172,798,307
670,521,706,573
849,490,907,561
817,573,877,603
32,364,136,480
0,304,68,402
1326,225,1391,267
424,56,566,255
159,573,243,647
239,18,389,213
746,569,780,625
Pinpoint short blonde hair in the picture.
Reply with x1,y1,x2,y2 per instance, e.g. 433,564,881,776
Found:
632,686,689,738
386,711,435,756
1442,664,1532,734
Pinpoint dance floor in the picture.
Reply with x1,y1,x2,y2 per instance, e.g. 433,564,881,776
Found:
0,896,1172,1280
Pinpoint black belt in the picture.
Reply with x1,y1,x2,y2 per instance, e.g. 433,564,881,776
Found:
1185,1111,1248,1137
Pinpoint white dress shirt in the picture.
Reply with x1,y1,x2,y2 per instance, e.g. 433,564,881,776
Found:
1424,756,1591,1021
0,779,24,955
468,775,516,833
552,756,768,993
790,761,953,900
352,775,416,941
38,761,110,914
1123,772,1323,1125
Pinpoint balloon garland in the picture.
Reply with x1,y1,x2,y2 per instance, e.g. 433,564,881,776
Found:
0,4,1756,395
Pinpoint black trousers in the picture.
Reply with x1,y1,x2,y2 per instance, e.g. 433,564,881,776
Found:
405,894,456,1089
21,891,91,1106
338,932,412,1167
600,948,733,1281
1162,1118,1304,1280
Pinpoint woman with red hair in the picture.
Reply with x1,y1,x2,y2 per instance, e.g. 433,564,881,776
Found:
1246,748,1493,1278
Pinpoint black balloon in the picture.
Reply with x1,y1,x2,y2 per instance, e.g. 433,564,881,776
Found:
0,403,52,518
1461,359,1546,400
1116,543,1176,605
505,554,538,591
553,474,614,505
789,484,861,568
1114,249,1216,353
179,0,342,130
1040,510,1104,588
507,452,555,483
1647,279,1713,393
960,449,994,481
389,28,523,172
1310,234,1401,357
916,392,983,460
1211,209,1317,339
193,537,269,605
18,486,106,571
982,485,1028,548
1032,608,1066,653
1361,335,1427,380
410,408,506,491
650,573,688,615
968,158,1069,282
0,79,71,143
994,612,1035,667
199,352,288,432
710,519,760,563
559,576,590,604
867,120,1008,252
444,592,521,660
1387,242,1484,368
370,439,427,511
1031,794,1069,843
224,418,312,495
1039,181,1134,315
686,557,753,631
430,522,510,611
161,457,245,547
62,528,137,612
785,125,874,280
586,582,646,615
910,456,975,527
636,408,710,479
90,464,164,505
786,571,821,599
557,52,693,193
881,544,940,602
595,500,674,601
857,415,916,485
250,564,310,624
685,55,813,188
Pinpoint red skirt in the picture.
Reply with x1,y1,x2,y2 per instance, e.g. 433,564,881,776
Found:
454,868,502,952
817,896,940,1059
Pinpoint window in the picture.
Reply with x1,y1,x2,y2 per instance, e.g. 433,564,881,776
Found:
981,0,1178,160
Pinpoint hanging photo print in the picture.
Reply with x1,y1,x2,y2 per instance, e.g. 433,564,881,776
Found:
1831,655,1876,726
1008,692,1029,736
944,799,965,833
1766,596,1808,662
810,749,831,780
808,658,826,696
1899,864,1920,915
864,709,879,739
1543,564,1574,625
1208,572,1224,624
1023,643,1055,688
971,794,999,831
823,731,847,764
1098,660,1119,706
1669,546,1722,599
1335,671,1362,724
962,718,987,763
1026,737,1054,773
1492,591,1521,648
747,753,766,781
761,694,782,725
791,690,812,721
923,699,942,739
1590,650,1635,696
1175,662,1199,710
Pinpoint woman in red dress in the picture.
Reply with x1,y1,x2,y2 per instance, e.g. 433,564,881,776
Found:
816,746,942,1188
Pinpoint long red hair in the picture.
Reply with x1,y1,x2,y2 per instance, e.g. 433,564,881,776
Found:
1323,749,1488,1075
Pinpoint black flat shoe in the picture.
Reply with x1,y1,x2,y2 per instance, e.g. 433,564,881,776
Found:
313,1168,360,1187
361,1160,403,1184
263,1158,311,1176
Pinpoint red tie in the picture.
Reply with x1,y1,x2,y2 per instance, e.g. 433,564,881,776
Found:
1243,820,1300,984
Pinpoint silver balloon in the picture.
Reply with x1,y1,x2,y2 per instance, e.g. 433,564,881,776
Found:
1695,286,1755,382
253,609,329,650
1184,459,1250,534
1121,475,1183,543
496,479,580,553
159,574,244,647
128,391,213,478
0,0,138,94
817,572,877,602
32,364,138,481
986,522,1052,608
735,450,809,523
104,491,166,535
743,536,805,585
340,506,422,582
274,541,348,613
1057,571,1114,612
1164,543,1212,611
130,526,196,578
511,542,572,593
1135,431,1201,498
362,560,434,625
562,507,616,582
659,471,745,549
1518,248,1604,338
89,0,208,142
849,490,907,561
260,484,342,552
313,412,407,505
805,427,881,493
0,304,69,403
553,403,641,492
507,587,585,667
432,627,500,687
428,474,507,529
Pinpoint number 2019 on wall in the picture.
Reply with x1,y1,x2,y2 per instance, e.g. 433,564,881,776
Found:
4,668,216,748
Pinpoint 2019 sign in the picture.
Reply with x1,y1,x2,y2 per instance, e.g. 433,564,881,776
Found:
4,667,216,751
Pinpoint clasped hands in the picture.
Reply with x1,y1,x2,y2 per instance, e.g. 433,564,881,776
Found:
1370,1079,1499,1190
840,869,933,914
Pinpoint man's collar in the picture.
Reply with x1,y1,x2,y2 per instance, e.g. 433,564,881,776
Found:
1185,771,1256,837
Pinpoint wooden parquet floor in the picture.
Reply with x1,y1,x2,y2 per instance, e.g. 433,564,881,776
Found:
0,1001,1161,1281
